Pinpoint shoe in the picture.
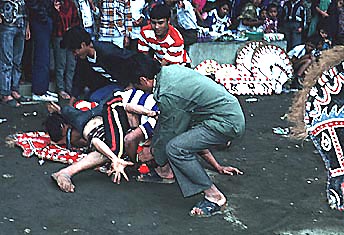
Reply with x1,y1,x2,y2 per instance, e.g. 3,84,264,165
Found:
32,93,58,102
58,91,71,100
1,98,21,108
46,91,58,98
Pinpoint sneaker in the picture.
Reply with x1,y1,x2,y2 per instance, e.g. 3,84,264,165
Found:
46,91,58,97
32,93,58,102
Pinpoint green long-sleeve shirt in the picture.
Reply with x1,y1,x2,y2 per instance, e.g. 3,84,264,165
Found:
152,65,245,165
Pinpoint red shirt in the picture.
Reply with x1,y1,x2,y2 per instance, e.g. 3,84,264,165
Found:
52,0,80,37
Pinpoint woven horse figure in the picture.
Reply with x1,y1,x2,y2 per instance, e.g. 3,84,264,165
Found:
288,46,344,210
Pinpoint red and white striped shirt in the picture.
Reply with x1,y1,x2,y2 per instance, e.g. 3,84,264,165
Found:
138,24,191,64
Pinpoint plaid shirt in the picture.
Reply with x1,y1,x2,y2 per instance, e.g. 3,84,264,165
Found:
98,0,132,37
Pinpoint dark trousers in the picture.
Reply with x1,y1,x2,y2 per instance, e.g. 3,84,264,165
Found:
31,18,53,95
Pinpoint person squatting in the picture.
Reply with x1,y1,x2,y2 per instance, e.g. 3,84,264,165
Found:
44,26,245,218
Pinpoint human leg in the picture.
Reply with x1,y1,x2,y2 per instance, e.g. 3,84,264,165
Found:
166,126,228,198
65,47,76,94
0,25,15,97
53,37,67,93
124,127,145,162
11,26,25,95
52,151,108,192
31,18,53,95
0,25,21,107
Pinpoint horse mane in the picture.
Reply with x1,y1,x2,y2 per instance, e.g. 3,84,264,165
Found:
288,46,344,140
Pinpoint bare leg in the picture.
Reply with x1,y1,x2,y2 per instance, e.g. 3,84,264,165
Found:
124,128,145,162
155,163,174,179
52,151,108,192
296,58,312,77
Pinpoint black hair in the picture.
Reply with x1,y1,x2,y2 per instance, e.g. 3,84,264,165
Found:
60,26,92,50
267,3,278,11
217,0,230,8
149,4,171,19
43,112,66,142
125,53,162,84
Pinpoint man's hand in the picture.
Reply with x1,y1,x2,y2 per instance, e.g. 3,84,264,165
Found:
124,36,130,47
217,165,243,175
47,102,61,113
54,0,62,12
107,158,134,184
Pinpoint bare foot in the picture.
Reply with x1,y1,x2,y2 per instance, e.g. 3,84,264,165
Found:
51,172,75,192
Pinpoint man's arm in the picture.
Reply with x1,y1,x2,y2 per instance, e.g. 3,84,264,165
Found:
198,149,243,175
151,95,191,165
91,138,134,184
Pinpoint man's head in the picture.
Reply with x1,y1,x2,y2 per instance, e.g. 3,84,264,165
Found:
60,26,92,59
268,3,278,19
126,53,161,93
44,112,68,143
217,0,230,18
305,36,317,53
252,0,262,7
149,4,171,39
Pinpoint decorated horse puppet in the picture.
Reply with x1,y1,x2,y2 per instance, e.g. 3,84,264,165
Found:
288,46,344,211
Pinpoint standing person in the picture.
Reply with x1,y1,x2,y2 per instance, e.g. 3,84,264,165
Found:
52,0,80,100
326,0,344,45
128,53,245,217
262,3,280,33
0,0,29,107
97,0,133,48
138,4,191,66
26,0,58,102
73,0,99,40
307,0,331,37
165,0,198,50
128,0,146,51
279,0,307,51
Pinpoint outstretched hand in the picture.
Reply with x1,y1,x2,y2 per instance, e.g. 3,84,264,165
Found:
217,165,243,176
107,158,134,184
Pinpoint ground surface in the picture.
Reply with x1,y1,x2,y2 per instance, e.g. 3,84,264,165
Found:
1,93,344,235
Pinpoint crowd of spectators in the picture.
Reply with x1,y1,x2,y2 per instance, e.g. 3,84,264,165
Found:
0,0,344,106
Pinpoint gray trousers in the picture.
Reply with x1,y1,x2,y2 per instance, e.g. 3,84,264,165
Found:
166,125,229,198
52,37,76,93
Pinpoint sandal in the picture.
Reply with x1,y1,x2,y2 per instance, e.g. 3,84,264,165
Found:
189,198,227,218
136,170,175,184
12,91,31,103
2,98,21,108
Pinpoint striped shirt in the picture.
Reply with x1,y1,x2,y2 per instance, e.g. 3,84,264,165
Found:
115,88,158,139
138,24,191,64
98,0,132,37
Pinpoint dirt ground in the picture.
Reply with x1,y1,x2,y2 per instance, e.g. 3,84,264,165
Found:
1,93,344,235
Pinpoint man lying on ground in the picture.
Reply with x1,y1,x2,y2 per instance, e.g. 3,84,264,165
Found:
45,88,160,192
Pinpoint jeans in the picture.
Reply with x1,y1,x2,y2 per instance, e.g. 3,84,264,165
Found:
31,18,53,95
166,125,230,197
52,37,76,93
89,84,124,102
0,24,25,96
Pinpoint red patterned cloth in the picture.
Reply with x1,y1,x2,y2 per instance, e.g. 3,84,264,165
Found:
9,132,86,164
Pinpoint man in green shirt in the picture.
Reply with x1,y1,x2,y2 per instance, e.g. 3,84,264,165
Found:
128,53,246,217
